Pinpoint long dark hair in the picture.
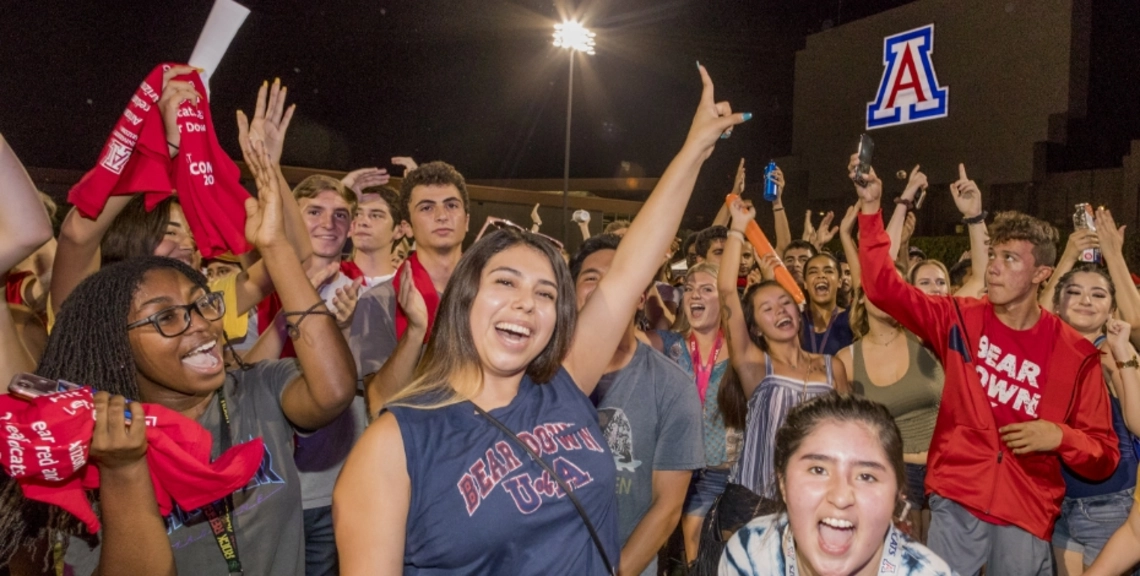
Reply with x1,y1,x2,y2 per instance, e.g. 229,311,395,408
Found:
388,228,577,408
0,257,210,563
1052,262,1117,316
101,196,180,266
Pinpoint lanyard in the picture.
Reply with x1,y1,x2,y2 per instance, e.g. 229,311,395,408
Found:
688,330,723,404
202,387,243,575
783,521,904,576
806,308,838,355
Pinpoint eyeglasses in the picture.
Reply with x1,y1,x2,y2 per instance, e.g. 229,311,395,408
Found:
474,216,564,251
126,291,226,337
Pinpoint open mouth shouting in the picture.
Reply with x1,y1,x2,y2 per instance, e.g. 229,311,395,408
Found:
182,339,222,374
494,321,533,347
812,280,833,299
818,516,856,555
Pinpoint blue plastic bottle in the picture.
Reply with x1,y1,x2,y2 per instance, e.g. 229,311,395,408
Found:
763,161,779,202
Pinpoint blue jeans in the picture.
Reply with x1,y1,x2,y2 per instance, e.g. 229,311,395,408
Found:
303,505,338,576
1052,488,1136,568
683,467,730,516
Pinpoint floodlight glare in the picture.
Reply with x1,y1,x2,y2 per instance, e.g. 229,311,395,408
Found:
553,21,596,55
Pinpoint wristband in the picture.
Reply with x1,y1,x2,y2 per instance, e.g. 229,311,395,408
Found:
893,197,915,211
962,211,987,225
1117,354,1140,370
772,206,785,212
167,141,179,151
727,230,746,242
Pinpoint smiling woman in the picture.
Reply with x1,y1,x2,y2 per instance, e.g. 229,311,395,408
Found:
720,394,953,576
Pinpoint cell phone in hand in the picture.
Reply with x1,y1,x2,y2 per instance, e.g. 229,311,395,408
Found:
853,133,875,186
8,373,82,401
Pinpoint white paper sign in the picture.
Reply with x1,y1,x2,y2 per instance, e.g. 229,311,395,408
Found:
188,0,251,95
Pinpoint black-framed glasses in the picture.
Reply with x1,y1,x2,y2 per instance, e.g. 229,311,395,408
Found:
474,216,564,251
126,291,226,337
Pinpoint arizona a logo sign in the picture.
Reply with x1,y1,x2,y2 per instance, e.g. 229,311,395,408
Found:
866,24,948,129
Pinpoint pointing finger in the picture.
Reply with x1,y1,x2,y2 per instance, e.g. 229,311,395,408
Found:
958,163,968,182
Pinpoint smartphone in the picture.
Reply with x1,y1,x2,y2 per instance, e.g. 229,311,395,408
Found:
853,134,875,185
8,373,82,401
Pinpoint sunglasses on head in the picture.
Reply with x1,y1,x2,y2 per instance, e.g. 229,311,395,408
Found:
474,216,564,251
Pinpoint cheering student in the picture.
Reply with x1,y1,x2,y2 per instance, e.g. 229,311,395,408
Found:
1048,264,1140,574
853,158,1119,575
720,394,954,575
649,262,747,564
349,160,472,411
2,140,357,575
719,197,848,502
332,64,749,575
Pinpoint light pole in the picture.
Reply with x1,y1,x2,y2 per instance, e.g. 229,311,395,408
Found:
553,21,595,244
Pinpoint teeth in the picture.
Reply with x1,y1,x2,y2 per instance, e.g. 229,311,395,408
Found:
186,340,217,357
821,517,854,529
495,322,531,337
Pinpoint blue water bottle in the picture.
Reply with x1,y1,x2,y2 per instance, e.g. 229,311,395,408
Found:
763,161,779,202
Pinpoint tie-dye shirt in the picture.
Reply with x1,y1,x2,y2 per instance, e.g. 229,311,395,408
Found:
720,513,955,576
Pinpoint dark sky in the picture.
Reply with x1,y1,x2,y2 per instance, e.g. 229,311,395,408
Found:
3,0,1134,222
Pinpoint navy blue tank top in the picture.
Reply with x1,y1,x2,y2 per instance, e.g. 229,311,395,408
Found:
1062,386,1138,498
389,368,620,575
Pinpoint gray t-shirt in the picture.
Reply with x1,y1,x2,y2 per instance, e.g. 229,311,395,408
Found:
597,342,704,576
296,279,402,510
66,360,306,576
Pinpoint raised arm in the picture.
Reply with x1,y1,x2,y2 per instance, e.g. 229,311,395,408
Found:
565,65,748,394
838,202,862,293
886,166,926,259
720,199,767,393
244,141,356,430
53,66,199,312
712,159,745,227
365,266,428,418
0,136,53,272
852,155,956,350
771,167,791,255
1038,229,1090,312
1094,209,1140,347
950,163,989,298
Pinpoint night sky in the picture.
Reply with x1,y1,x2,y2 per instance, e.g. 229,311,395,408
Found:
3,0,1136,223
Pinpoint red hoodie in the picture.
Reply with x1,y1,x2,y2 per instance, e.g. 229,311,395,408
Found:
857,211,1118,540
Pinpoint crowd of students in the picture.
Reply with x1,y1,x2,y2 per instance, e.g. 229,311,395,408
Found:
2,60,1140,576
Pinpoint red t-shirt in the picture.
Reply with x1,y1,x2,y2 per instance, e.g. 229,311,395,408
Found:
975,306,1054,428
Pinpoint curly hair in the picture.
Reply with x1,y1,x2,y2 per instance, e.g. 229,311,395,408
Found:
0,257,210,563
399,161,470,220
988,211,1059,267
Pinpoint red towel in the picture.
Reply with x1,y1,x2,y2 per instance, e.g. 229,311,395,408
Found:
393,252,440,343
0,387,264,534
67,63,251,259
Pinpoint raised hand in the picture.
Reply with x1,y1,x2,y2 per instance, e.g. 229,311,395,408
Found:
685,64,751,160
341,167,391,197
397,261,429,331
306,261,340,290
89,392,147,471
530,203,543,230
733,158,746,195
1062,229,1099,261
236,79,295,166
391,157,418,174
243,139,287,251
901,211,917,245
332,278,365,329
757,253,780,281
848,153,882,210
159,65,203,155
1107,318,1134,360
815,211,838,247
1095,207,1126,258
839,202,861,240
949,164,983,219
729,196,757,231
903,165,928,199
803,211,817,243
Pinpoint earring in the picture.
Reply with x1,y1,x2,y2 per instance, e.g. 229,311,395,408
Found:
895,498,912,523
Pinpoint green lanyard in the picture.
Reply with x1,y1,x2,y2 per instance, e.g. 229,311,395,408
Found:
200,387,243,575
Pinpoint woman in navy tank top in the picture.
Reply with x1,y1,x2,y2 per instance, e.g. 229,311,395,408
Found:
334,66,751,575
